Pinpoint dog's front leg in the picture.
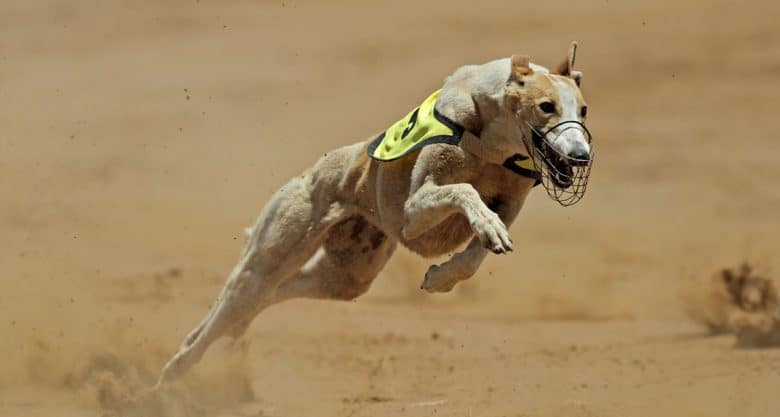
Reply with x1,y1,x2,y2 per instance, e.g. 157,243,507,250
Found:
421,238,487,293
413,188,527,293
403,182,513,254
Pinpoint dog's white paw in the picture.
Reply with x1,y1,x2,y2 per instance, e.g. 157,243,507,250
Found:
469,209,513,254
421,264,459,293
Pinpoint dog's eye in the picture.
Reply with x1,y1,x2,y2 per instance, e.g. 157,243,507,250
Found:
538,102,556,114
580,106,588,118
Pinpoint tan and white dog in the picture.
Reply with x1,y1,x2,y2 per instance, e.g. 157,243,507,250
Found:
157,42,592,385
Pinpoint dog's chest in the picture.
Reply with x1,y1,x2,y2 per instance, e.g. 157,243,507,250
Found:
470,163,530,203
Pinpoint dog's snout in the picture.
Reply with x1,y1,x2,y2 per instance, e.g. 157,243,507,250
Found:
552,126,590,164
569,148,590,164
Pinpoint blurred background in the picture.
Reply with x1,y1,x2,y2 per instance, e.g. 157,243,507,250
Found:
2,1,779,416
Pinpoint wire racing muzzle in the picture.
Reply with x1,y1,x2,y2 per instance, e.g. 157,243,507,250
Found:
527,120,594,206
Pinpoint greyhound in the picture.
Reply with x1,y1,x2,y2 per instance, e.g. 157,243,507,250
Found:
157,42,593,385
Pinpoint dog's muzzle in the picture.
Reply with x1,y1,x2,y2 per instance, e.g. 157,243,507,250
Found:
527,120,594,206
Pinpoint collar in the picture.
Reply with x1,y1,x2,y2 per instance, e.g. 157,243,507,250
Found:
502,154,541,184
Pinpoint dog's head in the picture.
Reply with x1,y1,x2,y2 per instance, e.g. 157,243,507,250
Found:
471,42,593,204
508,44,589,160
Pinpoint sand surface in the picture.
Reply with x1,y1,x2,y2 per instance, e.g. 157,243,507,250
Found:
2,0,780,416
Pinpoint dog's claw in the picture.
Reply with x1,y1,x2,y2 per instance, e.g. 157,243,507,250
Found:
470,209,513,255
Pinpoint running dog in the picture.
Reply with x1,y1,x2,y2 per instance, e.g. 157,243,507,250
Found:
157,42,593,385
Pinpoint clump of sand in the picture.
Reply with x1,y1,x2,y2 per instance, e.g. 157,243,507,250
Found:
684,262,780,347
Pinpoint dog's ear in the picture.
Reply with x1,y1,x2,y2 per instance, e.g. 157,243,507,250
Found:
509,54,533,83
554,41,580,78
555,42,583,86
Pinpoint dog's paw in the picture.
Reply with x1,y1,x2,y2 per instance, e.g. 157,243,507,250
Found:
421,264,459,293
469,210,513,254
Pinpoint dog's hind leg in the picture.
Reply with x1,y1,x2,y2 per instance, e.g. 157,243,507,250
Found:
217,217,395,341
273,215,397,302
157,172,349,386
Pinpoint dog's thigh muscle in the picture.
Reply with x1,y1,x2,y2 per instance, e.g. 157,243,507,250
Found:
226,218,396,339
275,216,397,301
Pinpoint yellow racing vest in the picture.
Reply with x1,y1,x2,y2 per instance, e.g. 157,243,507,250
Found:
367,90,540,183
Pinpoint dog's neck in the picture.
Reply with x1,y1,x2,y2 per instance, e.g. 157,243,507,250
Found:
436,58,532,166
458,115,527,166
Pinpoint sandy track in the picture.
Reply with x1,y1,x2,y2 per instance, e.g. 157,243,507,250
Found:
2,0,780,416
